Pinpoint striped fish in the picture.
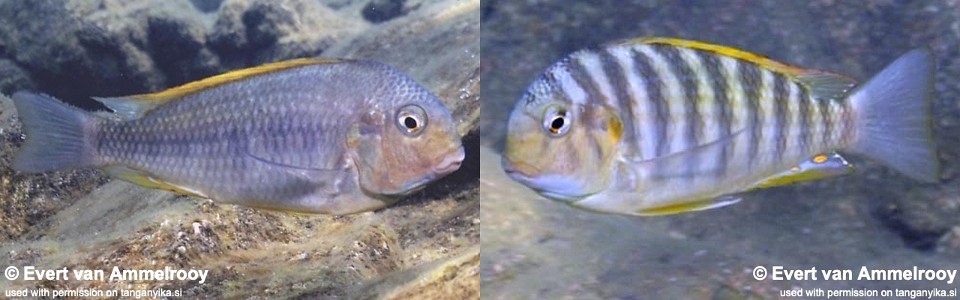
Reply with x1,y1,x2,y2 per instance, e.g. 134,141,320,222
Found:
501,37,937,216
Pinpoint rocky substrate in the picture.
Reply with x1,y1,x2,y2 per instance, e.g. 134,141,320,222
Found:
0,0,479,298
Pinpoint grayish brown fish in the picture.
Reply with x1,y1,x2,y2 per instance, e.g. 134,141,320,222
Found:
12,58,464,215
502,37,937,215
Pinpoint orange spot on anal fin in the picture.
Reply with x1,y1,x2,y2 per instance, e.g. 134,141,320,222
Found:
813,154,829,164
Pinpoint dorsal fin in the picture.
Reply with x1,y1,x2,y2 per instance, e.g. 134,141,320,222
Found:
793,70,858,101
93,58,343,120
625,37,858,101
627,37,807,75
136,58,343,102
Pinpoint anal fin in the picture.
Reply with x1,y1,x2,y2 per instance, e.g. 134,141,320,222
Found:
103,165,208,198
751,153,854,190
636,196,742,216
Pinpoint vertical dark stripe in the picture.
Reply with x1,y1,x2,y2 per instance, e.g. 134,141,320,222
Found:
631,48,669,158
738,60,762,168
798,85,811,153
567,54,606,105
583,102,609,164
819,99,832,149
773,73,789,162
697,50,731,177
598,50,639,157
654,46,700,178
654,46,701,151
840,103,855,147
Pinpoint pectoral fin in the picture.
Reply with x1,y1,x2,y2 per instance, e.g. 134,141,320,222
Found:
103,165,208,198
634,128,745,179
636,196,742,216
751,153,855,190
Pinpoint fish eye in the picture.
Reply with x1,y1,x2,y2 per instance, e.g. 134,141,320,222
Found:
542,105,571,136
396,104,428,137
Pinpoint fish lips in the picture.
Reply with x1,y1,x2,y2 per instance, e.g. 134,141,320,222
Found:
502,159,586,202
389,147,466,196
432,147,465,175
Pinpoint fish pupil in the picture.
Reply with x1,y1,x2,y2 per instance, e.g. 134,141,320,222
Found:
550,116,565,132
404,116,418,130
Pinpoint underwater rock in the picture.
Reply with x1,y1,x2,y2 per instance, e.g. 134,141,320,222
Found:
0,60,34,95
875,188,959,251
0,0,478,298
0,97,108,244
209,0,369,69
190,0,224,13
362,0,409,23
0,0,217,109
145,15,221,90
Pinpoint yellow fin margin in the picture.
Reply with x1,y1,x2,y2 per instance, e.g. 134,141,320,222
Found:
635,196,741,216
622,37,859,101
751,153,855,190
623,37,807,76
104,165,208,198
134,58,343,102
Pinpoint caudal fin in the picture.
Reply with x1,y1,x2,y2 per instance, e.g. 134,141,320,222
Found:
11,92,99,172
847,49,938,182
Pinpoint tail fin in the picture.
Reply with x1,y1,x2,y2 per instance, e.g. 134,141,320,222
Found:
847,48,938,182
11,92,100,172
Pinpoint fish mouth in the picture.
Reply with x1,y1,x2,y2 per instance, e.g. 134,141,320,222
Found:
385,147,465,196
501,158,541,179
501,159,588,203
432,147,465,175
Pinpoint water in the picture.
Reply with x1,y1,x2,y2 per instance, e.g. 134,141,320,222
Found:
480,0,960,298
0,0,479,298
2,0,959,298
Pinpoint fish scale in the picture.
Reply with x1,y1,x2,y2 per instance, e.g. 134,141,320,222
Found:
503,37,937,215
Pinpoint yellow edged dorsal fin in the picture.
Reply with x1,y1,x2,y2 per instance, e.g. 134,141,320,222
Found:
793,70,858,101
628,37,808,75
135,58,343,102
93,58,343,120
626,37,858,101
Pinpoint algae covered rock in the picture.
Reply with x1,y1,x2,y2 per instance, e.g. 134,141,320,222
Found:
0,0,217,108
209,0,369,69
0,0,479,298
